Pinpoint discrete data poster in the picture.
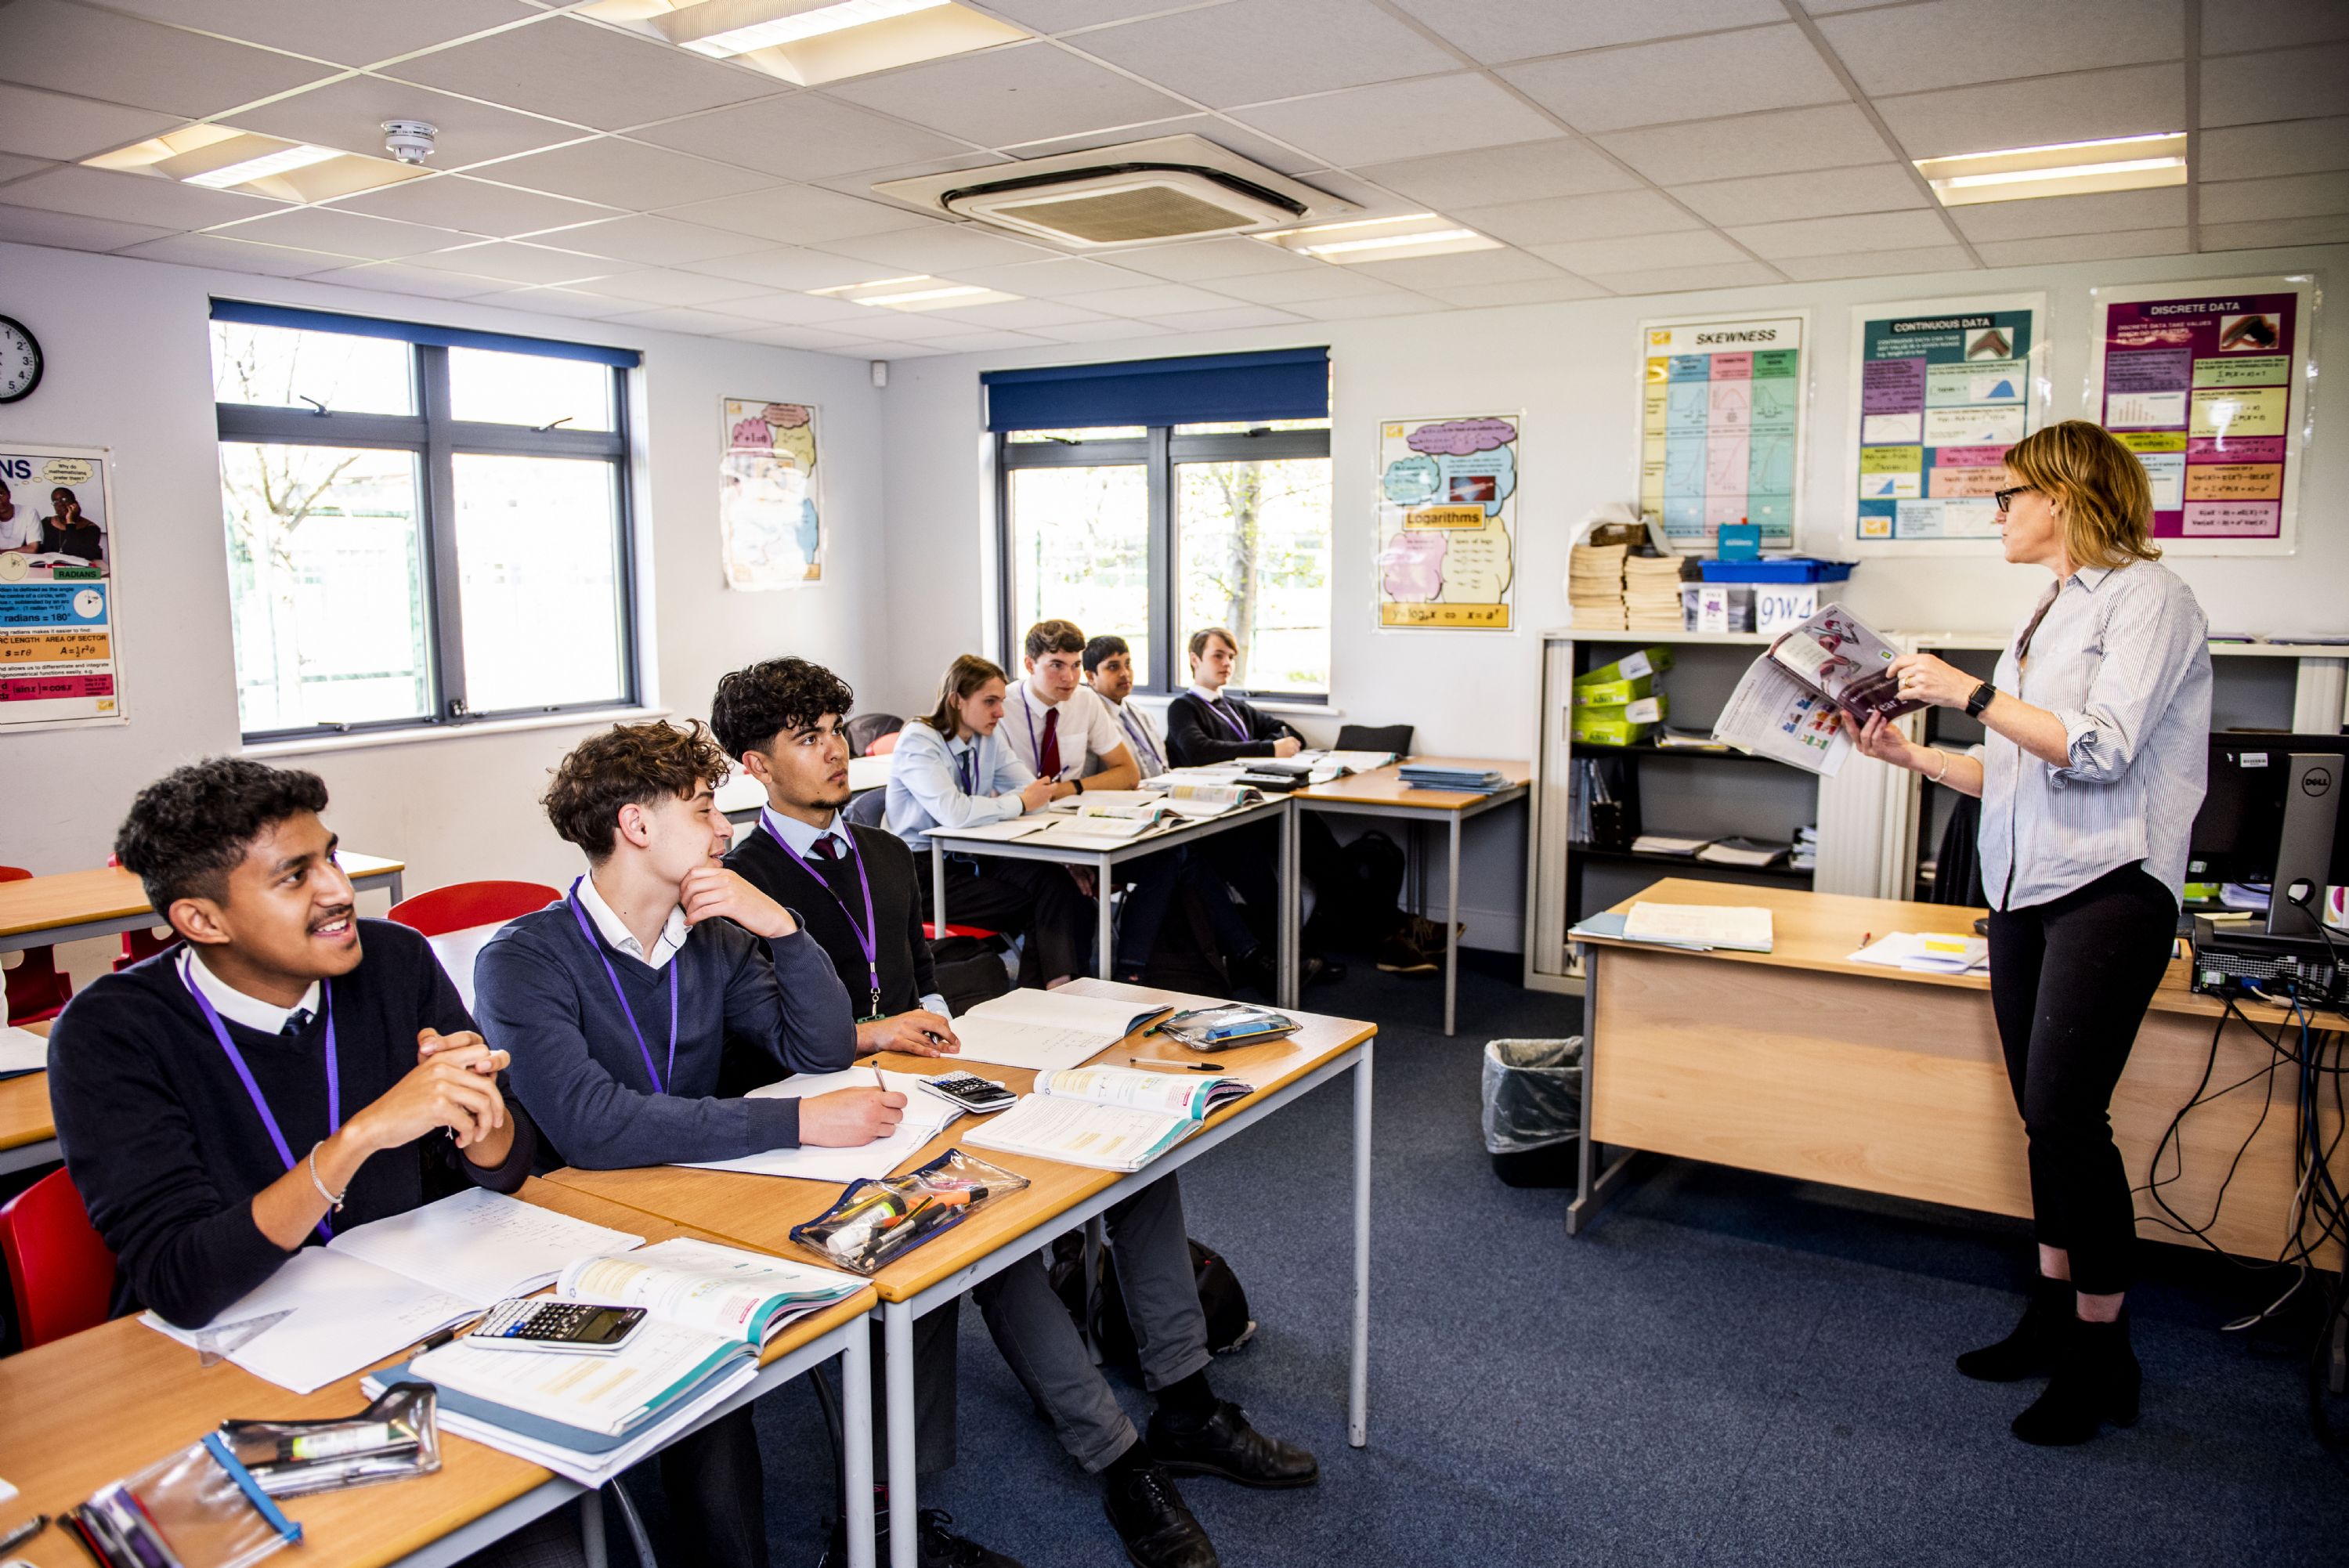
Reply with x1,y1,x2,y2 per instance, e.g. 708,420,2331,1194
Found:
2089,276,2313,554
1848,294,2046,547
1639,315,1805,552
0,445,124,731
1375,414,1519,631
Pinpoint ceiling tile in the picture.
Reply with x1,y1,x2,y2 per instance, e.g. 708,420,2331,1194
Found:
1353,137,1642,208
0,85,183,163
2199,117,2349,180
1451,189,1704,246
678,246,893,291
1279,292,1432,320
2202,44,2349,126
1597,104,1895,184
481,285,634,318
2199,213,2349,248
0,202,175,251
516,213,772,266
656,184,931,244
811,151,1008,201
571,268,768,306
943,255,1156,295
469,138,772,209
1773,244,1979,280
1137,305,1308,332
1726,208,1957,258
1950,186,2186,240
0,154,52,184
1075,0,1433,109
1231,74,1564,168
1501,26,1846,134
717,292,880,326
1874,64,2185,162
858,340,952,359
1813,0,2181,96
1389,0,1790,63
906,328,1057,351
598,305,767,336
1028,317,1181,341
309,259,511,298
1971,227,2188,265
1530,228,1748,273
836,311,1020,340
235,76,586,168
727,323,878,352
2202,0,2349,52
0,0,334,117
920,298,1113,329
1209,265,1402,304
1670,164,1928,226
404,240,613,284
96,0,536,68
0,164,278,229
331,173,619,237
626,91,967,182
1003,114,1325,175
1422,275,1614,307
826,42,1191,147
2199,171,2349,223
1348,247,1563,287
1585,259,1781,293
1057,281,1245,316
114,232,354,276
1102,238,1319,282
964,0,1171,33
383,16,777,131
814,222,1058,272
205,205,477,259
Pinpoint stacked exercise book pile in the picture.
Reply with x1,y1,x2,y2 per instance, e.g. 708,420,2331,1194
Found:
1624,554,1693,632
1399,762,1509,793
1568,541,1628,630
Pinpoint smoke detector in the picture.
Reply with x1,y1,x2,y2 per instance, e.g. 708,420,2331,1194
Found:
381,120,439,166
872,135,1353,250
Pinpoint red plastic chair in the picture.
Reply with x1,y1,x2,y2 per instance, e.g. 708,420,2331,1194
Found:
104,854,175,972
388,881,560,938
0,1169,117,1347
0,867,73,1025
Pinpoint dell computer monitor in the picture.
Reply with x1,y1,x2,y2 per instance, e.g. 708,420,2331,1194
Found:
2189,735,2349,928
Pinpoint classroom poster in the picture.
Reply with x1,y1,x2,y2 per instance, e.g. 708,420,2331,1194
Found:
0,444,123,730
1375,414,1518,630
1848,294,2047,548
1639,313,1805,551
2088,276,2315,555
719,398,823,589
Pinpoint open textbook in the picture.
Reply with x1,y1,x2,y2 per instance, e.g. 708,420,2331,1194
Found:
678,1067,956,1183
967,1065,1250,1172
143,1189,645,1393
1711,605,1920,777
949,988,1174,1074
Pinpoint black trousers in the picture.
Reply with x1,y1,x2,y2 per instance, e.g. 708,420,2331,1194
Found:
660,1405,768,1568
1985,860,2177,1295
1197,813,1365,953
923,854,1093,985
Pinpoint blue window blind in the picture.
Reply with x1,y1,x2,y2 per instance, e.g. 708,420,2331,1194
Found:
210,298,641,368
981,347,1328,432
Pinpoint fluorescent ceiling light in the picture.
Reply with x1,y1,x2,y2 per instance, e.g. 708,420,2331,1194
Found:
1302,227,1480,257
810,273,1019,310
1256,211,1498,264
674,0,947,55
181,143,340,189
1916,132,2187,206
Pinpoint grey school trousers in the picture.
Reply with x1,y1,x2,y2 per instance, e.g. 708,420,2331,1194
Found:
972,1171,1213,1472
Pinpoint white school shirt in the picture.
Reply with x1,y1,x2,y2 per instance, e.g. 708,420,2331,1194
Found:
1004,680,1125,782
179,946,320,1033
575,873,690,970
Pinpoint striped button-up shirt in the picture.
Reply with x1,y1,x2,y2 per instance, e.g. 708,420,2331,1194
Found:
1979,559,2212,911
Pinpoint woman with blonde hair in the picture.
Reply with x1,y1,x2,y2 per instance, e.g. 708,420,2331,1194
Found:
1852,419,2213,1445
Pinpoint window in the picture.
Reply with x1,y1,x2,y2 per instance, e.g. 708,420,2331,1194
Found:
210,305,638,741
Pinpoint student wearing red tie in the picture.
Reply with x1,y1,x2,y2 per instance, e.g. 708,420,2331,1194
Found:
1003,620,1140,793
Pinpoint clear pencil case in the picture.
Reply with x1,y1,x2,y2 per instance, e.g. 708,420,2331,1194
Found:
1154,1003,1299,1050
63,1432,302,1568
219,1382,442,1498
791,1148,1028,1275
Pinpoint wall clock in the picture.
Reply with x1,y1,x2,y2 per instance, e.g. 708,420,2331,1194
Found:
0,315,43,403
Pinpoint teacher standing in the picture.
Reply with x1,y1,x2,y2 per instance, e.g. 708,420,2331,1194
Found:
1852,419,2211,1446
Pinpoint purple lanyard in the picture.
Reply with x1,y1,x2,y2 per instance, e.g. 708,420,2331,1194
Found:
1020,692,1065,779
184,963,340,1243
763,815,883,1018
1203,694,1249,740
568,879,678,1094
1120,707,1162,775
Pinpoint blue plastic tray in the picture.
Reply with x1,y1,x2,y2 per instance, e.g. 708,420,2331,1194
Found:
1697,558,1856,583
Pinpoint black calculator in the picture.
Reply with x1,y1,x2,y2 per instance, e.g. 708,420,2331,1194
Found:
469,1298,649,1353
918,1073,1017,1113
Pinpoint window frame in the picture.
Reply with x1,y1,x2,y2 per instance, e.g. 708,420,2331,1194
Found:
994,423,1332,702
215,334,639,744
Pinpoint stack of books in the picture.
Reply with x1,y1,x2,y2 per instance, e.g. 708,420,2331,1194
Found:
1791,824,1819,871
1624,554,1691,632
1400,762,1509,793
1568,541,1628,630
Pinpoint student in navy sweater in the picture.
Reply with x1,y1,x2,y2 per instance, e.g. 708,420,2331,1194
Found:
49,759,534,1331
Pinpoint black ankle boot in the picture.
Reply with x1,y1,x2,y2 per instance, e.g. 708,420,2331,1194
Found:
2011,1310,2141,1446
1955,1275,2072,1382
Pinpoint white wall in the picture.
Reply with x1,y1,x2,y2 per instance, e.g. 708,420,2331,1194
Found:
0,240,884,977
877,243,2348,952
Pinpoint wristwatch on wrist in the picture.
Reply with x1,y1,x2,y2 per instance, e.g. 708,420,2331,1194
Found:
1964,681,1997,717
1070,775,1085,794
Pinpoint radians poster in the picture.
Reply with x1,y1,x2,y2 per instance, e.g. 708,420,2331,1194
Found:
719,398,822,589
1851,295,2044,544
1375,414,1518,631
2090,278,2309,551
1639,315,1804,551
0,446,122,730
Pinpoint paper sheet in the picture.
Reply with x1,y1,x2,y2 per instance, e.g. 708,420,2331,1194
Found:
677,1068,955,1183
329,1188,645,1307
930,818,1049,842
0,1023,48,1076
1847,931,1987,974
146,1248,478,1395
1623,901,1774,952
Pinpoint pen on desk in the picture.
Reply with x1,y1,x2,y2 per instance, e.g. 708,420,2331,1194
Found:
1859,932,1872,948
0,1514,49,1555
1128,1057,1223,1071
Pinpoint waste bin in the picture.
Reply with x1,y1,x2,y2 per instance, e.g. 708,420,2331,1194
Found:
1480,1037,1582,1188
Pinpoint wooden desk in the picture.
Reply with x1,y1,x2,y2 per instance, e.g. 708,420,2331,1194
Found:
0,1179,880,1568
1569,878,2340,1269
1,1018,54,1176
1291,757,1533,1035
545,977,1376,1568
0,854,407,957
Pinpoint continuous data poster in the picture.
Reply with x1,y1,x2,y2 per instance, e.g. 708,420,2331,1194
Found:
0,446,122,731
1639,314,1805,552
1375,414,1519,631
2089,276,2312,553
1849,294,2046,547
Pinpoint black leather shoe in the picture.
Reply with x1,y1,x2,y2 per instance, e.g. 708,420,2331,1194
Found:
1956,1275,2070,1382
1147,1400,1319,1488
1103,1459,1217,1568
2011,1310,2141,1446
820,1507,1025,1568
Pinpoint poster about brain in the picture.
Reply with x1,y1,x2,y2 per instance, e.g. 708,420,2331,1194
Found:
1375,414,1520,631
2088,276,2311,555
719,398,822,589
0,444,125,732
1848,293,2046,549
1639,313,1805,552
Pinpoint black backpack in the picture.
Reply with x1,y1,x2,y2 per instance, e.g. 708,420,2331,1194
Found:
1048,1232,1256,1361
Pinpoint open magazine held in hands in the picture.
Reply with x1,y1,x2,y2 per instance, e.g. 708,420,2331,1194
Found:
1711,604,1921,777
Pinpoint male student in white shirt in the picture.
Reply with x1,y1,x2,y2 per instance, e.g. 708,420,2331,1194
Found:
1002,619,1140,793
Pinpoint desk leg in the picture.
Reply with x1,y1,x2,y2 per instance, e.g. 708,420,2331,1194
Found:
1565,945,1636,1235
843,1326,876,1568
931,849,948,938
1278,804,1299,1011
579,1492,605,1568
1096,854,1115,980
1082,1215,1107,1365
1443,813,1462,1038
1349,1039,1374,1447
389,872,405,904
884,1301,918,1568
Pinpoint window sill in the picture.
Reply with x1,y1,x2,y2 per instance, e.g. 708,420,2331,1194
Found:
242,705,670,760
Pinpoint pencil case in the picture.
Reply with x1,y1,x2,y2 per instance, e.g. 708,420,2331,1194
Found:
219,1382,443,1498
63,1433,302,1568
791,1148,1028,1275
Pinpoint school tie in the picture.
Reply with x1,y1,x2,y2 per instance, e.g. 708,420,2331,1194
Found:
811,836,843,862
280,1008,313,1037
1037,707,1061,779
